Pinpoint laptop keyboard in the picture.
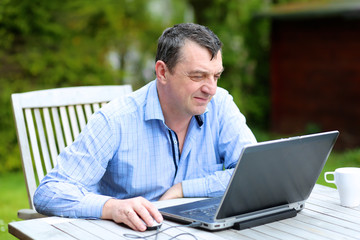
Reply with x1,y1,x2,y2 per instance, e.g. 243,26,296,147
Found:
180,197,222,220
181,204,219,217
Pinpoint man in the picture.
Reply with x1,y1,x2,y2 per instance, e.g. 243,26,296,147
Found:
34,23,257,232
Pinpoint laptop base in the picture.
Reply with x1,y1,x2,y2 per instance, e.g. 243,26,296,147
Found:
232,208,297,230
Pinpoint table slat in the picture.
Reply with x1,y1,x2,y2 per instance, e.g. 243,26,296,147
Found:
53,222,102,240
9,219,75,240
295,213,360,239
253,224,307,240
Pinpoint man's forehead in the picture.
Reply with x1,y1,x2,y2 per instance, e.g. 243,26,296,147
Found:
179,42,221,63
180,40,220,57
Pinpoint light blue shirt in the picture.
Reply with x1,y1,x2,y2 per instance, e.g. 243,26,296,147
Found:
34,80,256,219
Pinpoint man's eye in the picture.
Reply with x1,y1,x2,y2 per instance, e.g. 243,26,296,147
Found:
190,75,204,81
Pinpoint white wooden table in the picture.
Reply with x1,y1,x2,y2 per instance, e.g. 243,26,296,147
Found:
8,184,360,240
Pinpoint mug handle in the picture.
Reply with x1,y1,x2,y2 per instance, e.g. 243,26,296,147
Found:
324,172,335,184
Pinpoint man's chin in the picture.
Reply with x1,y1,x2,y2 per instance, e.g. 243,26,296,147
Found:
192,107,207,116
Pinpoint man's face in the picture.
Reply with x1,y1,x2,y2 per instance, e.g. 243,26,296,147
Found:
164,41,223,118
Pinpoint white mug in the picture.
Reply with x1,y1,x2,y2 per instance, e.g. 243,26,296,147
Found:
324,167,360,207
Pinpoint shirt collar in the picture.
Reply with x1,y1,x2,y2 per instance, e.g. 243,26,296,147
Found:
144,79,208,127
144,80,165,122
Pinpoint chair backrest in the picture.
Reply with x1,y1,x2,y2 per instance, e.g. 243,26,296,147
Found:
11,85,132,209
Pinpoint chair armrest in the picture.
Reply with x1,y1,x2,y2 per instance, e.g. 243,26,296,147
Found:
18,209,47,220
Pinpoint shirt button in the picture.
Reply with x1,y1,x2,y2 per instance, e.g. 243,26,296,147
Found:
174,140,177,144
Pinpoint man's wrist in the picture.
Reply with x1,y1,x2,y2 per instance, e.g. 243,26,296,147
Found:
175,182,184,198
101,198,116,220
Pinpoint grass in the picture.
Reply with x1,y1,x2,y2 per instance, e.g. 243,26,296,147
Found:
318,148,360,187
1,147,359,240
0,171,28,240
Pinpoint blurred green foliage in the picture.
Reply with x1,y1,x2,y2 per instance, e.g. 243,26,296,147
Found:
0,0,271,173
189,0,271,128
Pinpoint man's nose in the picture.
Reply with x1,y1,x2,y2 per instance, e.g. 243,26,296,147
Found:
201,77,217,96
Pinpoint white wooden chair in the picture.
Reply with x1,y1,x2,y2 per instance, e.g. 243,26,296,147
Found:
11,85,132,219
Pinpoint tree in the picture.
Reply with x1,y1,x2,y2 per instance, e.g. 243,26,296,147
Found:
188,0,271,128
0,0,271,172
0,0,190,172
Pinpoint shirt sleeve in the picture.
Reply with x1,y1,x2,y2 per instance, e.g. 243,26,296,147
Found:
33,110,117,219
182,89,257,198
182,169,234,197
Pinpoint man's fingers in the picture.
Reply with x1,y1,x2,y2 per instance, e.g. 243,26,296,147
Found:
144,203,163,224
122,197,158,231
133,197,163,226
101,197,162,232
125,209,146,231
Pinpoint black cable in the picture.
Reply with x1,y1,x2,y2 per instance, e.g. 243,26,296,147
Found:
123,222,202,240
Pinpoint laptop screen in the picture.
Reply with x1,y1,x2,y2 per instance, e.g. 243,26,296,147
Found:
216,131,338,219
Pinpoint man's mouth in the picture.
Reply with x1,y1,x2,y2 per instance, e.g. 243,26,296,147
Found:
194,96,210,104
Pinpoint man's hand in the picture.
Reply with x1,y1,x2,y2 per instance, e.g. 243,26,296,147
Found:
101,197,163,232
159,182,183,201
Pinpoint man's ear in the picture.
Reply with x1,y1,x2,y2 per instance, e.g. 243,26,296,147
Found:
155,60,167,83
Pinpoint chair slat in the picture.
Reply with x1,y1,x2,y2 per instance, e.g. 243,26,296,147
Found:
68,106,80,139
34,109,52,173
84,104,93,121
43,108,58,166
92,103,100,113
59,106,73,146
76,105,87,131
25,109,45,181
52,107,66,153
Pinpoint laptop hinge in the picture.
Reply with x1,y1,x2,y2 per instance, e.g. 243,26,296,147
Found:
232,208,297,230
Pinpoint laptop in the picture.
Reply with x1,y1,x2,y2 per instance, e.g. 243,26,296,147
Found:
159,130,339,230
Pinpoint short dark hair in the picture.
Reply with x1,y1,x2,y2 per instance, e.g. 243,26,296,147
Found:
155,23,222,73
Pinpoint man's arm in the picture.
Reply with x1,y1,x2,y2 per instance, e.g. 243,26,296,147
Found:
158,182,183,201
159,169,234,199
181,168,235,197
34,110,163,231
